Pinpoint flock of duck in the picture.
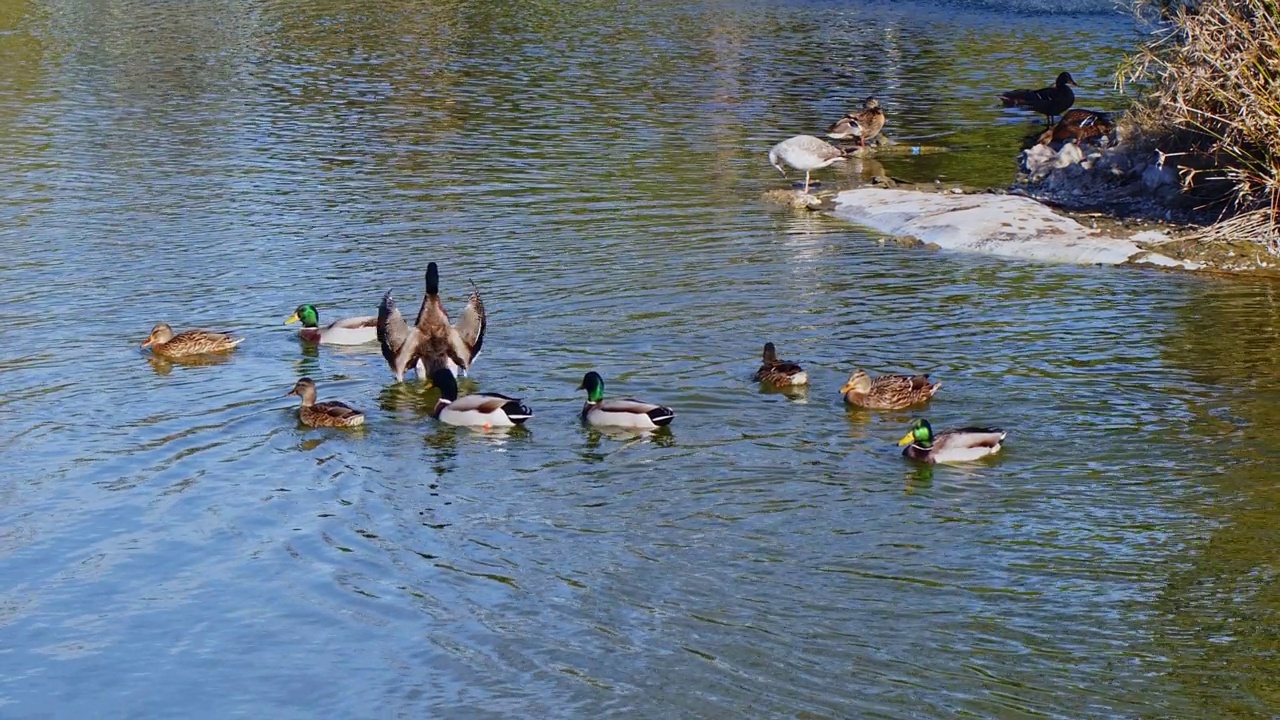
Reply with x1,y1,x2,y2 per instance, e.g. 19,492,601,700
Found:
136,71,1099,466
139,262,1006,464
767,70,1112,193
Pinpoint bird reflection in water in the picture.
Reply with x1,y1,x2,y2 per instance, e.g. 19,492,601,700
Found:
377,381,440,416
423,423,460,478
904,464,934,494
580,425,675,460
146,353,235,377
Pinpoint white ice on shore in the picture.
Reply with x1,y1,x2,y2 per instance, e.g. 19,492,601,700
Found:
831,187,1200,269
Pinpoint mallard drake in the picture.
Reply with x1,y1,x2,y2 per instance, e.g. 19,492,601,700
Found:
425,368,532,428
377,262,486,382
897,419,1005,464
286,378,365,428
578,371,675,429
140,323,242,357
999,71,1077,125
841,370,941,409
826,97,886,151
285,304,378,345
768,135,847,193
1037,108,1114,146
754,342,808,387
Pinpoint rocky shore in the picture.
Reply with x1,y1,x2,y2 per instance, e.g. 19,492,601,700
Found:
767,126,1280,275
1015,124,1279,273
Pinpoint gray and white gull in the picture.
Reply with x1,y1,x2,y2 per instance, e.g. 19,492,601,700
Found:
767,135,847,193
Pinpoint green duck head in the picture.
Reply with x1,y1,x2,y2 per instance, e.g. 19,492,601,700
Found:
578,371,605,403
898,419,934,448
286,304,320,328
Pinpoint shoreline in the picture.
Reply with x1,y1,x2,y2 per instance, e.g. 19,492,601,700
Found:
765,142,1280,277
826,186,1200,270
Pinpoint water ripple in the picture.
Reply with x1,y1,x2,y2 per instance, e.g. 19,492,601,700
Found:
0,0,1267,717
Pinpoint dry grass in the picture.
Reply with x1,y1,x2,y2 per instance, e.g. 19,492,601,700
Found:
1118,0,1280,244
1183,208,1280,252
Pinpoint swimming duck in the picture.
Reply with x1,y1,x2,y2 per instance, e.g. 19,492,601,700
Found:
286,378,365,428
897,419,1006,464
768,135,847,193
578,371,675,429
754,342,808,387
425,368,532,428
826,97,886,151
140,323,242,357
841,370,941,410
377,262,486,382
1000,71,1077,125
1037,109,1114,146
285,304,378,345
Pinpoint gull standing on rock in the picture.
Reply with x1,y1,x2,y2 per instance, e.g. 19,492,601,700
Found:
768,135,847,193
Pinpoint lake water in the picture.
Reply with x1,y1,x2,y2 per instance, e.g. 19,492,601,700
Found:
3,0,1280,717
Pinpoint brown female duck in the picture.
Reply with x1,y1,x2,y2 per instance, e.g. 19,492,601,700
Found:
754,342,808,387
841,369,940,410
1037,109,1114,145
826,97,886,150
286,378,365,428
1000,71,1077,125
140,323,243,357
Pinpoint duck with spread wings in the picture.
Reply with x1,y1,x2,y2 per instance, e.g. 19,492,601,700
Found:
376,262,487,383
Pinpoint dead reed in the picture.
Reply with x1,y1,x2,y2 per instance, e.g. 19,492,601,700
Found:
1119,0,1280,245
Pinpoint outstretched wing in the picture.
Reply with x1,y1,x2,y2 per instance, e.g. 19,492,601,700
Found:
450,283,487,369
378,291,418,380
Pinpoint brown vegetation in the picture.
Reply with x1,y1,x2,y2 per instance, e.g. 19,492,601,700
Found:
1119,0,1280,247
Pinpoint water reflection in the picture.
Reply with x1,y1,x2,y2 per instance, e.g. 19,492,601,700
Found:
758,383,810,402
144,352,236,376
581,424,676,447
837,155,890,184
377,382,438,416
423,423,461,476
903,463,936,492
0,0,1271,717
